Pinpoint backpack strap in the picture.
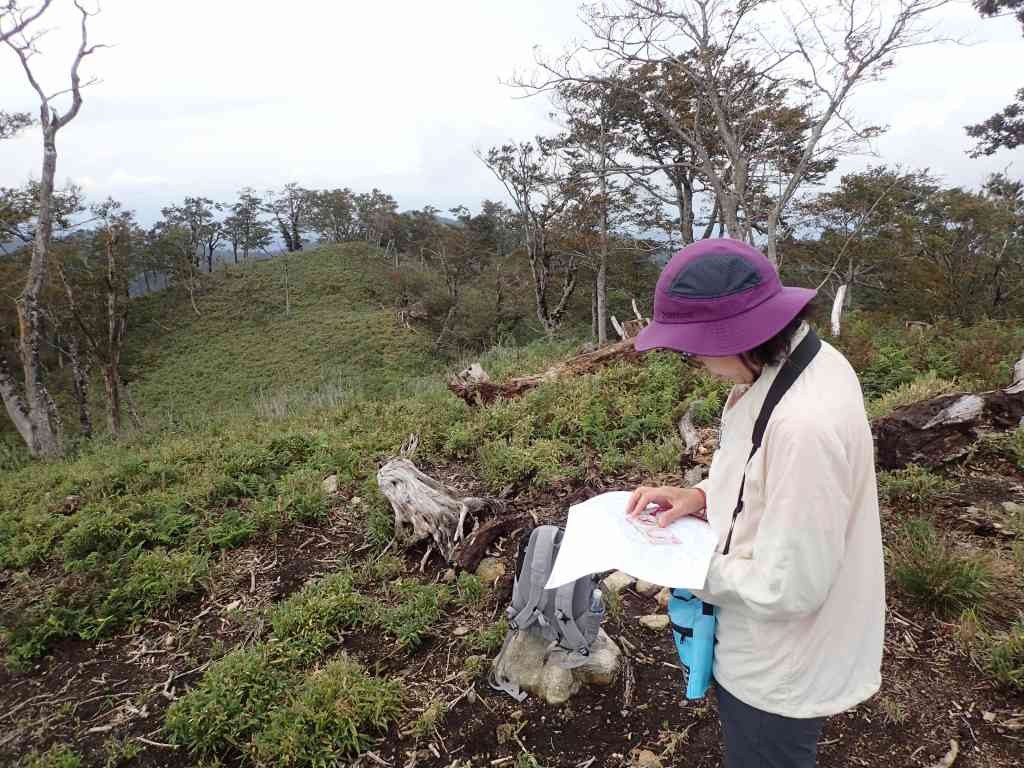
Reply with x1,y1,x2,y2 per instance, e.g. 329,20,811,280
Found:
553,580,589,655
488,631,529,702
722,329,821,556
507,526,560,631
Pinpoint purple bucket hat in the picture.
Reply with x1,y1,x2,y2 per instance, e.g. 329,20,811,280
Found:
634,239,816,357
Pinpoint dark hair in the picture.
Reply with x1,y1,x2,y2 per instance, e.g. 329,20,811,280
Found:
745,303,815,368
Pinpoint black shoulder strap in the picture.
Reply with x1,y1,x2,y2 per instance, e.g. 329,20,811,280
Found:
722,329,821,555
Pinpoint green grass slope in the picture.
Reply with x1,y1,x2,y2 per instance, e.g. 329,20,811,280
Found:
124,243,442,428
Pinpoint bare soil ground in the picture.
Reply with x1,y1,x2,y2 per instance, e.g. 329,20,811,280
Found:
2,461,1023,768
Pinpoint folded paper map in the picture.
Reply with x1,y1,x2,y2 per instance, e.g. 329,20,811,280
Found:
545,491,718,590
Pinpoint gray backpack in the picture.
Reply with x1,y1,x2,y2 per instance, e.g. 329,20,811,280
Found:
489,525,605,700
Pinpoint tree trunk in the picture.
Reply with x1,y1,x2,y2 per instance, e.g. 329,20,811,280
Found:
103,365,122,436
66,335,92,438
0,350,34,448
15,121,63,457
448,338,643,406
873,386,1024,470
831,284,848,337
377,457,506,565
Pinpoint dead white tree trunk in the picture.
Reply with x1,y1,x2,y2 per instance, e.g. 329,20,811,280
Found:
377,458,514,570
830,284,848,337
1,2,103,457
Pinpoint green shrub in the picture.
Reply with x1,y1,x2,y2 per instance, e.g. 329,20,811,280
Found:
866,373,959,420
638,435,683,475
251,655,402,765
1011,427,1024,471
100,549,209,618
889,518,992,617
685,371,730,427
467,617,508,655
376,581,449,650
456,572,486,608
269,571,368,662
878,464,956,507
984,620,1024,690
22,744,82,768
410,698,447,739
860,343,918,400
362,482,395,549
276,468,327,524
165,646,296,756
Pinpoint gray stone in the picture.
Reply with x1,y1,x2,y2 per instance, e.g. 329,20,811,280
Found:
631,749,663,768
492,629,621,705
475,557,506,582
321,474,339,494
603,571,635,594
635,580,659,597
1001,501,1024,516
638,614,670,632
656,587,672,609
575,630,622,687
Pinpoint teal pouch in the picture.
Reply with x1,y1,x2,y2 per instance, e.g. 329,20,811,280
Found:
667,588,717,699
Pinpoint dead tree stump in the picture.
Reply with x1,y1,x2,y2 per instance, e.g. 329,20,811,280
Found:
376,458,516,570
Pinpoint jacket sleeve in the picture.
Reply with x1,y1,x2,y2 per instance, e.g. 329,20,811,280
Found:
692,415,850,621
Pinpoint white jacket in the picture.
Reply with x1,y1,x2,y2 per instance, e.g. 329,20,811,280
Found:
691,325,885,718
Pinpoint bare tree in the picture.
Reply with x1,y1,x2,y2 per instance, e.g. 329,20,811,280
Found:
530,0,951,265
0,0,52,45
0,0,104,458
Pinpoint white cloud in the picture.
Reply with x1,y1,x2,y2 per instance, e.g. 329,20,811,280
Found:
0,0,1021,224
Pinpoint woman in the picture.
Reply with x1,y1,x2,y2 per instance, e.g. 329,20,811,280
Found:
625,239,885,768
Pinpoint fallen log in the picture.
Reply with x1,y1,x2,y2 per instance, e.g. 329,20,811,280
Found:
448,338,643,406
453,512,532,574
377,458,517,569
872,385,1024,470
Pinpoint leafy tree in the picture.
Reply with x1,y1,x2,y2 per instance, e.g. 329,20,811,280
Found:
54,199,142,435
308,188,358,243
532,0,949,265
0,181,84,255
967,1,1024,155
223,188,272,263
481,139,577,335
267,183,313,252
353,188,399,247
0,108,31,140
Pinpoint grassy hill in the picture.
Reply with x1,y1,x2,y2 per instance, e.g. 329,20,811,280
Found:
2,247,1024,767
124,243,443,428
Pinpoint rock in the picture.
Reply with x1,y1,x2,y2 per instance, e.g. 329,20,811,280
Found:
982,711,996,723
1001,501,1024,516
453,626,470,637
603,571,635,594
631,749,663,768
635,580,659,597
656,587,672,609
492,629,621,705
638,614,670,632
475,557,506,582
575,630,622,686
321,475,339,494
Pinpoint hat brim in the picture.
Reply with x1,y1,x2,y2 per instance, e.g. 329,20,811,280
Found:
634,287,817,357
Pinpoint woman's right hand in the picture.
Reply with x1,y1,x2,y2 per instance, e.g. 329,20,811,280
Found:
626,485,706,527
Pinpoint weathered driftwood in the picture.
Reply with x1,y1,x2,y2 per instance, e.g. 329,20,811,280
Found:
448,338,643,406
376,458,512,568
872,386,1024,470
453,512,532,573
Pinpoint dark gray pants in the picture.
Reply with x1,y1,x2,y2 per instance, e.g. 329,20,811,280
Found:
716,683,826,768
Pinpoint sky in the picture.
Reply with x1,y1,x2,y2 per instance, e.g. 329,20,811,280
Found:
1,0,1022,226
